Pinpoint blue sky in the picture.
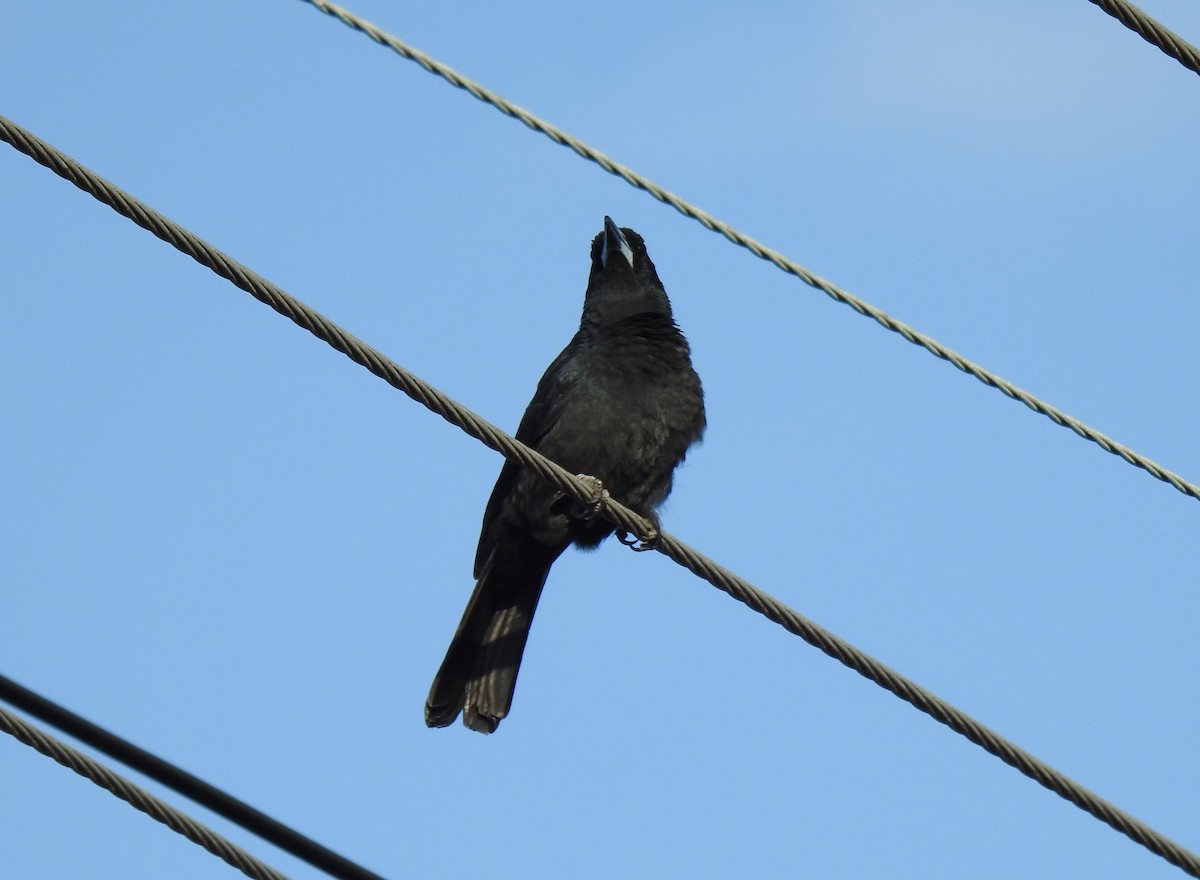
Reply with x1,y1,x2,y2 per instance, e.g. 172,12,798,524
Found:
3,1,1200,878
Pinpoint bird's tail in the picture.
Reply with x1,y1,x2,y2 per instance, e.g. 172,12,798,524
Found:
424,542,560,733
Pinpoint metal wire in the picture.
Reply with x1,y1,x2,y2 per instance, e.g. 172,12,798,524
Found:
1086,0,1200,77
0,675,384,880
296,0,1200,506
0,705,293,880
3,111,1198,876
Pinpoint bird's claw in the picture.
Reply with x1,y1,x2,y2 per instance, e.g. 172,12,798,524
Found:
617,526,659,552
573,474,609,521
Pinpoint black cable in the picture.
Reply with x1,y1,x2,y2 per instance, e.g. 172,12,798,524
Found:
0,675,385,880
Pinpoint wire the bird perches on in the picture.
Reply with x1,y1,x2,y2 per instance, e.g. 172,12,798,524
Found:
3,110,1199,876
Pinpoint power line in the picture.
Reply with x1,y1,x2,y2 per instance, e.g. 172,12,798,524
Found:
0,675,385,880
0,113,634,528
1086,0,1200,77
295,0,1200,507
0,704,292,880
3,112,1198,877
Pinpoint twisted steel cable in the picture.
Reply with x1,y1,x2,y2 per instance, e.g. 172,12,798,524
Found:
296,0,1200,505
1087,0,1200,77
648,536,1200,877
0,675,383,880
0,706,292,880
3,112,1198,876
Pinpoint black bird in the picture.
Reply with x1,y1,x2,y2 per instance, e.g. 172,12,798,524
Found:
425,217,706,733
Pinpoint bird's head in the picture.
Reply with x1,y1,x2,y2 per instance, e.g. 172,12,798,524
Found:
583,217,673,328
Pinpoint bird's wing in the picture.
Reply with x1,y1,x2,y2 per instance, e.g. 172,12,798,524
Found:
473,334,583,577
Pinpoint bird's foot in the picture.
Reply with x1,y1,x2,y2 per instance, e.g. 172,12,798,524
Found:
617,522,659,552
573,474,609,521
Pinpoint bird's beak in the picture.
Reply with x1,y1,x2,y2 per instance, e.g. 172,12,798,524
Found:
601,216,635,269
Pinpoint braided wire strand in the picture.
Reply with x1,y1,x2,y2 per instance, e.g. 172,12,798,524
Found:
1087,0,1200,76
0,674,383,880
3,112,1199,876
0,114,600,514
297,0,1200,505
649,536,1200,877
0,706,291,880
